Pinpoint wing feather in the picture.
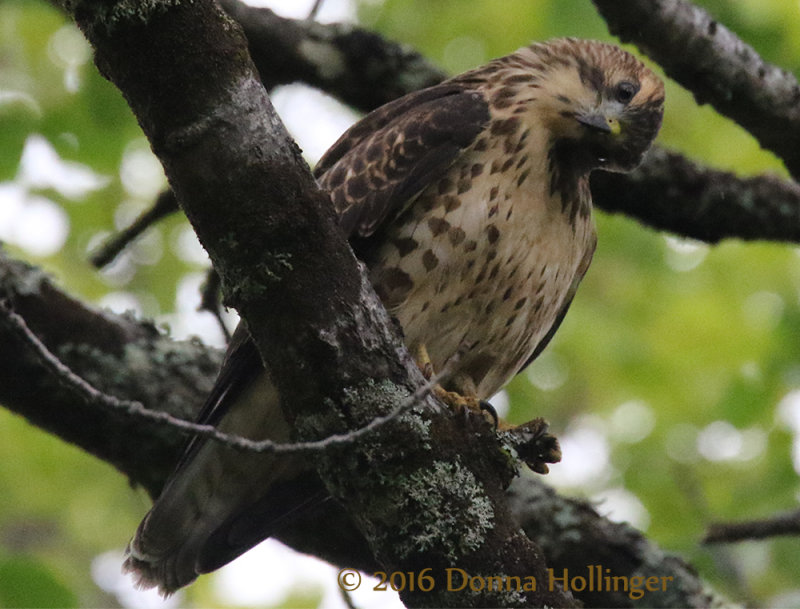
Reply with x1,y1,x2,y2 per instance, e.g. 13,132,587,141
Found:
167,323,261,475
316,83,491,237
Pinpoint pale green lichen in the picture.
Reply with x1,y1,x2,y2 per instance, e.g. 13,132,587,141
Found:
343,379,431,437
303,378,494,564
56,322,219,420
223,250,293,303
388,459,495,561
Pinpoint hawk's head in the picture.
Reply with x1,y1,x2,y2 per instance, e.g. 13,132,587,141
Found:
518,38,665,173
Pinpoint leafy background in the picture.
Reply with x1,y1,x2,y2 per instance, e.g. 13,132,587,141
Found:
1,0,799,606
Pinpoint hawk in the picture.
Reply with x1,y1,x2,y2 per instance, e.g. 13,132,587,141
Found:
124,38,664,593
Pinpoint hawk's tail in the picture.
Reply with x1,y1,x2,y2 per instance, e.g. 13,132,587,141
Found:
121,371,321,595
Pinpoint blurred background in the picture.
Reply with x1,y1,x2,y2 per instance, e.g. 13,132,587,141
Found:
1,0,800,606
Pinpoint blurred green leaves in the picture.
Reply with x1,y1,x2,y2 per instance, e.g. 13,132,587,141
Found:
0,556,77,608
2,0,800,606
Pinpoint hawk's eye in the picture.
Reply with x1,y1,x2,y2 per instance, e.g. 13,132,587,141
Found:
614,81,638,104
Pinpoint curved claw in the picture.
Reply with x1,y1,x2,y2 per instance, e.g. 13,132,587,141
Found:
479,400,499,429
501,418,561,475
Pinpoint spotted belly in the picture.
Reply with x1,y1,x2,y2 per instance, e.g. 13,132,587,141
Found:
367,156,595,399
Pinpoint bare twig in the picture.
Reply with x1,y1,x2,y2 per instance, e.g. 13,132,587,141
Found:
89,190,179,268
0,302,445,456
306,0,325,21
198,268,231,341
704,508,800,544
592,0,800,180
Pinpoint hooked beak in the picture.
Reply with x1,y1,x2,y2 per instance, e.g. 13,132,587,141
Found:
577,112,621,135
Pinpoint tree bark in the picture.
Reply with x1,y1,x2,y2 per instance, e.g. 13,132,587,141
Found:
593,0,800,181
0,250,218,495
56,1,580,606
592,147,800,243
0,247,733,608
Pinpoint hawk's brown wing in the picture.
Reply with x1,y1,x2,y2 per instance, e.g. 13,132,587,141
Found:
315,83,491,237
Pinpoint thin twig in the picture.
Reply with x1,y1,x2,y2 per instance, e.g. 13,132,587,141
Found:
306,0,325,21
1,302,444,455
339,585,360,609
704,508,800,544
89,190,179,268
199,268,232,342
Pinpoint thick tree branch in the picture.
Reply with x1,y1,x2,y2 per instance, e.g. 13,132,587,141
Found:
2,301,438,460
509,477,735,609
63,1,576,606
0,248,219,496
216,0,447,113
592,147,800,243
1,247,729,607
592,0,800,181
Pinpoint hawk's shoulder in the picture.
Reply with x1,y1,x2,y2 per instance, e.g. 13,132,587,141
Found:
315,82,491,238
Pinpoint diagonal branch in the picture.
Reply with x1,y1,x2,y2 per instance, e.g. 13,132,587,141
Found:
64,1,575,606
509,477,728,608
217,0,446,112
0,248,220,497
592,0,800,180
0,299,454,458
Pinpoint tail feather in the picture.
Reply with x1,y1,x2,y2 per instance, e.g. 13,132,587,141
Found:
122,371,320,595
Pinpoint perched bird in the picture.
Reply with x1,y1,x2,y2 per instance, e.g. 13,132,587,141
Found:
124,38,664,594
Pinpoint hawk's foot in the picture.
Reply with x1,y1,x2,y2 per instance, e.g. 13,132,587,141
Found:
413,343,496,426
433,386,497,427
479,400,499,428
501,418,561,474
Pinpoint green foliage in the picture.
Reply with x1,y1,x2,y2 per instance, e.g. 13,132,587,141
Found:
0,556,77,608
2,0,800,606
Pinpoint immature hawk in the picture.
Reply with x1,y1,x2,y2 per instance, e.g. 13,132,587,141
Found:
125,38,664,593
